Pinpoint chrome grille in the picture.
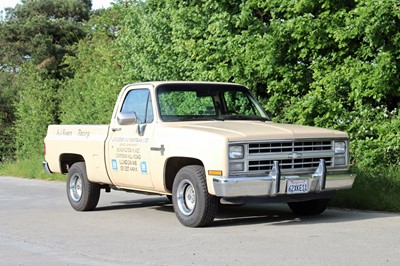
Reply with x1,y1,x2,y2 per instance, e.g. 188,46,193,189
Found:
249,141,332,154
249,157,332,172
246,140,334,173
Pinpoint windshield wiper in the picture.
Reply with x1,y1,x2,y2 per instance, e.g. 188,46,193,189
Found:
177,116,224,122
221,115,269,122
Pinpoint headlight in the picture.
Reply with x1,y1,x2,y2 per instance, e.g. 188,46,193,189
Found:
334,157,346,166
334,141,346,154
229,162,244,172
229,145,244,159
334,141,347,167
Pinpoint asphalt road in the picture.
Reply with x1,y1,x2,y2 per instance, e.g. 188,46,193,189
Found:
1,176,399,266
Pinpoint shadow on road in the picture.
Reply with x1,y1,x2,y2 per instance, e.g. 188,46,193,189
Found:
94,196,170,211
212,204,360,227
93,195,398,227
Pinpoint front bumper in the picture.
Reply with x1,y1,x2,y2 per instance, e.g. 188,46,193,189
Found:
213,159,355,198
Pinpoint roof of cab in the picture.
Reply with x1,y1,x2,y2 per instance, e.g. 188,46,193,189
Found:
126,81,242,87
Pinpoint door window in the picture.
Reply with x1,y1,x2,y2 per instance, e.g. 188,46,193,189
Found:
121,89,153,123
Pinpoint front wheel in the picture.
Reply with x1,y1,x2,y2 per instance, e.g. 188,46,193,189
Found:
66,162,100,211
172,165,218,227
287,199,330,216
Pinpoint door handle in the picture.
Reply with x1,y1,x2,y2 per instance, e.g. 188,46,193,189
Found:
112,128,121,132
151,145,165,155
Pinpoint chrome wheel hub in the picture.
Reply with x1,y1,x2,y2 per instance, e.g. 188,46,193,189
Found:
177,179,196,216
69,173,83,202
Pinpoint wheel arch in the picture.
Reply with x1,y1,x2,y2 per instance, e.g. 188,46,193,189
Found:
59,153,85,174
164,157,203,193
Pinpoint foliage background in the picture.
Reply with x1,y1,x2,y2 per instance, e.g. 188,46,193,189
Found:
0,0,399,210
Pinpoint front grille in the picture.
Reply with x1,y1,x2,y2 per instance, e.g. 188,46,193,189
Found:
249,141,332,154
232,140,336,174
249,157,332,172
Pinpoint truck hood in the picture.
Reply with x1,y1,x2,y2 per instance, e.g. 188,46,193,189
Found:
172,120,348,141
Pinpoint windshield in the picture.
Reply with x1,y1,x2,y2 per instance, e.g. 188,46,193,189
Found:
156,83,270,122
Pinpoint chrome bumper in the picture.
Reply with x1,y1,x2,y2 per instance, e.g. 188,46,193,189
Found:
42,161,53,174
213,159,355,198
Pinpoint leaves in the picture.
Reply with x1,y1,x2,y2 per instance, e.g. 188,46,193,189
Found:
0,0,91,160
0,0,400,167
59,7,124,124
13,63,57,159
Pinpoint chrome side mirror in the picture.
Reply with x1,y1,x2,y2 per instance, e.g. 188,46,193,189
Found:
117,112,137,125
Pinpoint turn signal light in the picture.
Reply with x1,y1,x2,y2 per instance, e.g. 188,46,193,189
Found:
208,170,223,176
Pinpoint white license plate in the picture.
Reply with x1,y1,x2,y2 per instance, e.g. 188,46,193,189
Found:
287,179,308,194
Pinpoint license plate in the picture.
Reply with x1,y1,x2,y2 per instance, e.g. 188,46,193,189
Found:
287,179,308,194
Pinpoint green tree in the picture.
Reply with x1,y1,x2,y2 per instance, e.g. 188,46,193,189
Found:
116,1,247,82
237,0,400,166
0,0,92,160
30,0,400,166
13,63,56,159
0,72,17,162
0,0,92,74
59,7,124,124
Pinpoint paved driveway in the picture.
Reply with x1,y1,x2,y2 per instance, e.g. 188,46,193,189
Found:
1,176,399,265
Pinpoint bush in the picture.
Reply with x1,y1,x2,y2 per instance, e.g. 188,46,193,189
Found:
13,63,56,159
332,165,400,212
0,154,64,181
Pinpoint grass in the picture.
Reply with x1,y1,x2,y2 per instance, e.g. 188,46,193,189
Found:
1,157,399,213
331,165,400,212
0,156,65,181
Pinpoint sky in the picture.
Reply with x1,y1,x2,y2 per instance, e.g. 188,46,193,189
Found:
0,0,114,12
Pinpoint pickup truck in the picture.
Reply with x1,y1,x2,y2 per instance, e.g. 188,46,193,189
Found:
43,81,355,227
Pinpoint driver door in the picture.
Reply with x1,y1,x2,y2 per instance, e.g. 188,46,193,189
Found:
106,87,155,189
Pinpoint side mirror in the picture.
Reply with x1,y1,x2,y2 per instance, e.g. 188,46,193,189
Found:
117,112,137,125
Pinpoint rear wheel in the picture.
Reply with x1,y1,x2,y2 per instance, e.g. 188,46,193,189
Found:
172,165,218,227
288,199,330,216
67,162,100,211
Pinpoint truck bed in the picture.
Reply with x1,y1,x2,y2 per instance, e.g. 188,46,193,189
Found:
44,124,112,184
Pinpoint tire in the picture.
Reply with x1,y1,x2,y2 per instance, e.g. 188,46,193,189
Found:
172,165,218,227
66,162,100,211
287,198,330,216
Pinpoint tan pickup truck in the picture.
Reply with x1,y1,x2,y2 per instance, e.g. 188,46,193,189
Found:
44,81,355,227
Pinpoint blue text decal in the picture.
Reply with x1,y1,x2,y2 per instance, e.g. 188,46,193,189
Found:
140,162,148,174
111,159,118,171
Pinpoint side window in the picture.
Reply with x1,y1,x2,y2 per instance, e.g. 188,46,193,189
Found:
121,89,154,123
